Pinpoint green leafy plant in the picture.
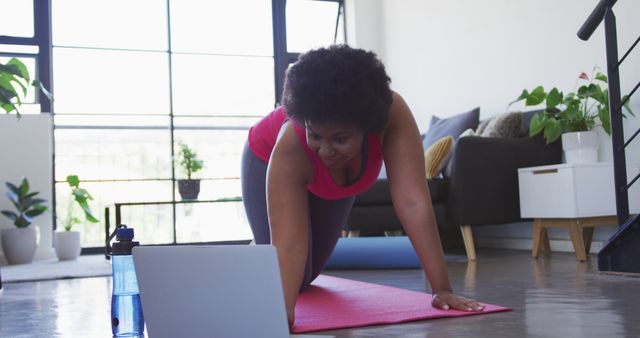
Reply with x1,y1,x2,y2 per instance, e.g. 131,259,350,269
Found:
0,57,52,117
1,177,48,228
61,175,99,231
176,142,204,180
510,68,634,144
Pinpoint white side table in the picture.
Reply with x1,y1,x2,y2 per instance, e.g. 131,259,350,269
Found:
518,162,640,261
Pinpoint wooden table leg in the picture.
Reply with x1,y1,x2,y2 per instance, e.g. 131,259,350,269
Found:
568,220,588,261
532,219,543,258
582,227,594,255
542,227,551,254
531,216,616,261
461,225,477,261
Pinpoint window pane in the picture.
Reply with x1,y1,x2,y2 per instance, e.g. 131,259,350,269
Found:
171,54,274,116
173,116,261,130
54,114,170,129
0,44,39,54
53,48,170,114
52,0,168,50
55,181,174,247
116,204,175,245
336,7,346,44
175,201,251,243
173,129,247,180
55,129,173,181
170,0,273,56
286,0,340,53
0,0,33,37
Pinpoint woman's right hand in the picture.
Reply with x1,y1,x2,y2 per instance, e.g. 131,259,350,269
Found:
268,122,312,332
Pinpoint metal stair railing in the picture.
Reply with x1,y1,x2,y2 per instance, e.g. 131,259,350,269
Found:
578,0,640,274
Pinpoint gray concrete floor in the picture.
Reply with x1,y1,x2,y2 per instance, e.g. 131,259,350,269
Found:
1,249,639,337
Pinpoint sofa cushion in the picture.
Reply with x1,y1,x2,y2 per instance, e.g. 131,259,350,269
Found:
352,178,449,205
422,107,480,150
427,178,449,204
347,205,403,231
443,110,539,178
424,136,454,179
353,179,394,205
477,111,526,138
443,129,474,178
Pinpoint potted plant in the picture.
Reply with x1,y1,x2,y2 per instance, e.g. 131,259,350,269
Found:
0,57,52,117
176,142,204,200
54,175,99,261
510,68,634,163
1,177,47,265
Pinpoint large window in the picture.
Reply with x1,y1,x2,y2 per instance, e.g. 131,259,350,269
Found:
2,0,345,250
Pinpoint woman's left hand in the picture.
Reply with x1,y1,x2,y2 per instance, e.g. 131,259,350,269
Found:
431,291,485,312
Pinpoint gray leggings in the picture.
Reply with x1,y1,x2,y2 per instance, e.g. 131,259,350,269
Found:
241,142,355,288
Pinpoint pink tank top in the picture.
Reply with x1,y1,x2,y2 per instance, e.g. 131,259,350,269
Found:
248,107,384,200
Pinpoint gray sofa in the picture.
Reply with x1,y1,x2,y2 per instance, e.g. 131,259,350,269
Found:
346,110,563,260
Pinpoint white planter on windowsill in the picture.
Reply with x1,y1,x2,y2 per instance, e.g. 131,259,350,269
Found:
54,231,81,261
561,131,599,164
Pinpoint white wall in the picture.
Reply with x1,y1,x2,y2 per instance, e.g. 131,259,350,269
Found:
348,0,640,162
0,114,55,264
345,0,385,58
347,0,640,249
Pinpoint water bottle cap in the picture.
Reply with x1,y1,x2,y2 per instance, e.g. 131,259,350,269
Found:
111,226,139,255
112,238,139,255
116,227,134,241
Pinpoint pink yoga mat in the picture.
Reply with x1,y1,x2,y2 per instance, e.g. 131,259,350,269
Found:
292,275,511,333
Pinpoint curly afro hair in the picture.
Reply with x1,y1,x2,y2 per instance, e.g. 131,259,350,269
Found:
282,44,392,133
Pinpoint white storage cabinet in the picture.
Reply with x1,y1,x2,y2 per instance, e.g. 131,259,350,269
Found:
518,162,640,218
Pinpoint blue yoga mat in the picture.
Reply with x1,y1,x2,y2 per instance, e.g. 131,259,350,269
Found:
325,236,422,269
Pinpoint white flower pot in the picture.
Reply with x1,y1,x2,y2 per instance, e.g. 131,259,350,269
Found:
1,226,40,265
561,131,599,164
54,231,82,261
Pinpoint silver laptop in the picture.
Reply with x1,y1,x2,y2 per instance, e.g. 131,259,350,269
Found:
133,245,290,338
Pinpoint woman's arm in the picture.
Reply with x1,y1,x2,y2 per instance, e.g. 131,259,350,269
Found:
266,122,314,326
382,92,483,311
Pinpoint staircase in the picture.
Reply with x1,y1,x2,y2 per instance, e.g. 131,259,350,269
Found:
578,0,640,274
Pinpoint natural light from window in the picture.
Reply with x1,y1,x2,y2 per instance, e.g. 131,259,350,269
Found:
47,0,343,248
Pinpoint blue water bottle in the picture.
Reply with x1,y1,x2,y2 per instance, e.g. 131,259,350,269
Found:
108,224,144,336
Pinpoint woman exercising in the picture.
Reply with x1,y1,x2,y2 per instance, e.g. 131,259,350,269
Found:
241,44,483,328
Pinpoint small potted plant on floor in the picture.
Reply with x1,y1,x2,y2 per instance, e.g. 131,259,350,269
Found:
176,142,205,200
1,177,47,265
510,67,634,163
54,175,99,261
